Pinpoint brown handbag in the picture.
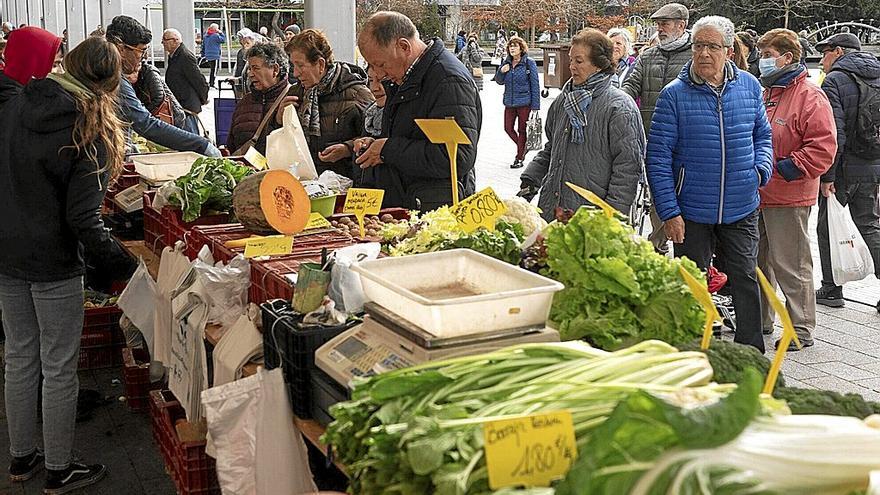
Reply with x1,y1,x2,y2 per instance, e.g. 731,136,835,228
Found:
232,85,291,156
153,96,175,125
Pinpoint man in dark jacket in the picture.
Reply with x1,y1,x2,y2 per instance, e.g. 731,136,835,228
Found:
813,33,880,310
162,28,209,135
106,16,219,156
355,11,481,211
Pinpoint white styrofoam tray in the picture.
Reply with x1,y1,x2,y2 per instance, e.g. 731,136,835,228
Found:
351,249,564,338
130,151,203,182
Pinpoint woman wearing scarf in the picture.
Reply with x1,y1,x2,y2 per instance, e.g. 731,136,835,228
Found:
0,36,135,493
518,29,645,222
607,28,637,88
756,28,837,350
284,29,373,179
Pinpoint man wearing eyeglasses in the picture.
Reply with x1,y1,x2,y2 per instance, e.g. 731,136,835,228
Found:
105,16,220,157
163,28,209,135
646,15,774,353
622,3,693,255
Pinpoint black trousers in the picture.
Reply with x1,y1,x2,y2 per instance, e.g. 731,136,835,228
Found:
207,59,218,87
674,210,765,353
816,183,880,288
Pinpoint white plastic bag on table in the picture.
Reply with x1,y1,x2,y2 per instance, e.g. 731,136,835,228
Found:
266,104,318,180
828,194,875,285
116,258,157,352
191,254,251,329
328,243,381,313
317,170,353,194
213,314,263,388
201,368,317,495
153,243,192,366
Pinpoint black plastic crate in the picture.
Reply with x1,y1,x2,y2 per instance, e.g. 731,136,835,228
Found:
309,367,351,427
260,300,358,419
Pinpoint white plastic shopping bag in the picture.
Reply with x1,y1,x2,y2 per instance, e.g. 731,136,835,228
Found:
266,105,318,180
328,243,381,313
116,258,157,352
202,368,317,495
829,194,875,285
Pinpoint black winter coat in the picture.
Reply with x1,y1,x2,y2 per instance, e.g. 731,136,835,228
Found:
0,71,22,113
133,62,186,128
379,38,481,211
822,51,880,184
227,78,291,154
166,44,209,114
0,79,136,282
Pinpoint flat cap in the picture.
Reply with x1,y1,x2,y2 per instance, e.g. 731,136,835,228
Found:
651,3,689,21
815,32,861,52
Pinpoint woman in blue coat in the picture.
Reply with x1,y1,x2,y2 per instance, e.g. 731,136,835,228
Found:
202,23,226,87
493,36,540,169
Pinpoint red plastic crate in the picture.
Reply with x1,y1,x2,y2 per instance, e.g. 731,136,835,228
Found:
149,390,220,495
162,207,230,258
185,224,249,262
79,305,125,370
123,346,163,412
143,191,166,255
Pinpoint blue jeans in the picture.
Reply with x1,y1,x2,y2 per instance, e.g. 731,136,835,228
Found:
184,114,201,136
0,274,83,470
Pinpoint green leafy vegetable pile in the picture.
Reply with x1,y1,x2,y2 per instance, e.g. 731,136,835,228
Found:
380,207,525,264
542,207,705,348
773,387,880,418
679,339,786,387
167,157,254,222
322,340,716,495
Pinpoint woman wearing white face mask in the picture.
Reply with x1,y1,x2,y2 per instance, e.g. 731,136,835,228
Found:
755,28,838,351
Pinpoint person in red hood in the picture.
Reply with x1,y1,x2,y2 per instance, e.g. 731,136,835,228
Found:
0,26,63,110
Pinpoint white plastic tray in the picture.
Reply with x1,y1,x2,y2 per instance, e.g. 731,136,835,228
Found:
351,249,564,338
131,152,203,182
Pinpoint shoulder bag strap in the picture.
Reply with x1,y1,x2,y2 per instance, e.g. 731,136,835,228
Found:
250,83,291,142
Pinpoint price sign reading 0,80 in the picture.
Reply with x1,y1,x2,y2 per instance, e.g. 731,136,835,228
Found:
451,187,507,233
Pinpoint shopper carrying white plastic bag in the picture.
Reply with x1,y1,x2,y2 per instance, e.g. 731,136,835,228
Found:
202,367,317,495
828,194,875,284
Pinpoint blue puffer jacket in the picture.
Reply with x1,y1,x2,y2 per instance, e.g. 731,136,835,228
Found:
492,55,540,110
202,31,226,61
647,61,773,225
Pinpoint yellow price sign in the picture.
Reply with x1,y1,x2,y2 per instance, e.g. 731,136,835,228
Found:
304,212,332,230
678,265,723,350
243,235,293,258
451,187,507,233
566,182,616,219
243,147,268,170
758,267,802,395
415,118,471,205
344,188,384,238
483,411,577,490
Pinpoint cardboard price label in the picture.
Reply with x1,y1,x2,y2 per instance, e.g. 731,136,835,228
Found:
415,118,471,205
243,235,293,258
451,187,507,233
305,212,332,230
344,188,384,237
483,411,577,490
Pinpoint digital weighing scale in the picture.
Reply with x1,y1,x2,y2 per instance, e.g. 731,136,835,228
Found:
315,302,559,389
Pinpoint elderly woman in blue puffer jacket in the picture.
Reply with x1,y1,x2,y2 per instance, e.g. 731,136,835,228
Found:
493,36,540,169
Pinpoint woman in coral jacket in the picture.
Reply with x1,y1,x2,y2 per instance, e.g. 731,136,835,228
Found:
756,28,837,351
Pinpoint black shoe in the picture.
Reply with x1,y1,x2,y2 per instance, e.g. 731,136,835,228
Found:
816,285,844,308
44,462,106,494
774,338,814,351
9,450,43,482
511,159,524,169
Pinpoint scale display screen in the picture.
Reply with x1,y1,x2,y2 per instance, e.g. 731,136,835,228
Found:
336,336,368,360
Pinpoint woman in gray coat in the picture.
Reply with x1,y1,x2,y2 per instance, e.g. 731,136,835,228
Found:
458,32,484,90
518,28,645,221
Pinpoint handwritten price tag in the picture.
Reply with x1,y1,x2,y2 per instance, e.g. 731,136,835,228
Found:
344,188,384,237
451,187,507,233
243,147,268,170
304,212,332,230
243,235,293,258
483,410,577,490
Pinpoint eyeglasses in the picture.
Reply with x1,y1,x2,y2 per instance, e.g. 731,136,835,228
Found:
692,42,727,53
121,43,147,59
161,38,177,42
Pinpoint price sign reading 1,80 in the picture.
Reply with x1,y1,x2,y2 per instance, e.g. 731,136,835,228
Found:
452,187,507,233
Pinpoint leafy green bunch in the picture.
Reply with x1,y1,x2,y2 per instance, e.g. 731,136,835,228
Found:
543,207,705,349
168,157,254,222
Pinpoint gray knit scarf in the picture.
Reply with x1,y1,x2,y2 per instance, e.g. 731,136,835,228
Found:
562,72,611,144
302,62,339,137
659,31,692,53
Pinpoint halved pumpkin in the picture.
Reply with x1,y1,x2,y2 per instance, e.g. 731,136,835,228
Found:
233,170,310,234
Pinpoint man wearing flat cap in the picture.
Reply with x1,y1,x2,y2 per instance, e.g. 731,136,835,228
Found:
622,2,693,254
814,32,880,310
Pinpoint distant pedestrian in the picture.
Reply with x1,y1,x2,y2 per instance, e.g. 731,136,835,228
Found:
458,32,484,90
285,24,300,42
607,28,636,87
234,28,258,93
814,33,880,311
737,31,761,78
455,30,466,54
493,28,507,63
162,28,209,134
202,23,226,87
756,28,837,350
493,36,539,169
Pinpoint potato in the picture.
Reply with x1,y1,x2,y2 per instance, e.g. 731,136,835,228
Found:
380,214,394,222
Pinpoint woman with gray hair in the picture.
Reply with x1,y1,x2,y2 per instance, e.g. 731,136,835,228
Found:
226,42,293,154
607,27,636,87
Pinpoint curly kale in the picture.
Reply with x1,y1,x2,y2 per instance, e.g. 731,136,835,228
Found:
679,339,785,388
772,387,880,419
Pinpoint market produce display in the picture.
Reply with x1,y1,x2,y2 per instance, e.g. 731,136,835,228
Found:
540,207,705,348
380,207,526,264
331,214,402,239
232,170,311,234
84,289,118,308
323,340,717,495
679,339,786,387
165,157,254,222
